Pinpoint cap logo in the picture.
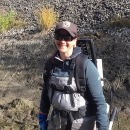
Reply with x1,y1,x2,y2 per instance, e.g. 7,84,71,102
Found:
62,21,71,28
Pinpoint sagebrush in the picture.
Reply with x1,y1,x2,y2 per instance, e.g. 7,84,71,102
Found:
34,6,59,31
104,15,130,28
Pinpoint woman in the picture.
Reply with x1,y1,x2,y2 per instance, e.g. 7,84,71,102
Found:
38,21,109,130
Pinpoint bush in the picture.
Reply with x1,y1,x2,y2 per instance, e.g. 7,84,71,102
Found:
103,15,130,29
34,6,59,31
0,10,16,32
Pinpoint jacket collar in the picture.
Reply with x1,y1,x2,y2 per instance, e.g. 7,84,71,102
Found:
54,47,82,62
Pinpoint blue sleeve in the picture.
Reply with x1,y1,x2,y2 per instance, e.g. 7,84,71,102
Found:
86,59,109,130
38,113,48,130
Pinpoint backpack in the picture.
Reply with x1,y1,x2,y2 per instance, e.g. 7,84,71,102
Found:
43,38,97,95
44,50,95,107
43,51,88,95
43,51,96,130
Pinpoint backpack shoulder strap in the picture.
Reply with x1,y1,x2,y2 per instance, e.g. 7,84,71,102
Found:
43,51,58,83
75,53,88,93
43,57,52,83
44,52,88,94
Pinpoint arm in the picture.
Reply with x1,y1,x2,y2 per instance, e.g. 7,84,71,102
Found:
38,83,50,130
40,58,51,113
40,83,50,113
38,58,51,130
86,59,109,130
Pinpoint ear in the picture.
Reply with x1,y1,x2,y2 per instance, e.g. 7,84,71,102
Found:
75,37,78,41
73,38,77,48
73,37,78,42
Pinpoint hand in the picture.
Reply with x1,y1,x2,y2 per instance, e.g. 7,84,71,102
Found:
38,113,48,130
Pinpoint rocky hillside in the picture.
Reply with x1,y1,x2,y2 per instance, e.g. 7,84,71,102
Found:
0,29,130,130
0,0,130,130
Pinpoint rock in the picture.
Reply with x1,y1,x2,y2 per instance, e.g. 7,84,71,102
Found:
121,104,130,114
0,110,4,119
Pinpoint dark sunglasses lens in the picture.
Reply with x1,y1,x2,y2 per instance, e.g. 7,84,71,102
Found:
64,36,73,41
55,34,74,41
54,35,62,40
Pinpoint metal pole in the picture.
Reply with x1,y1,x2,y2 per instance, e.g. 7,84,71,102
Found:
109,107,117,130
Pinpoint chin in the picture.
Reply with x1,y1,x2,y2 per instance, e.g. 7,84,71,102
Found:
58,48,67,52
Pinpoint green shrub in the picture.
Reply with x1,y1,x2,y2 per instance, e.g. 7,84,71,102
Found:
0,10,16,32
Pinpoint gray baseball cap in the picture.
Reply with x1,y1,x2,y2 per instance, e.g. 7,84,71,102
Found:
54,21,77,37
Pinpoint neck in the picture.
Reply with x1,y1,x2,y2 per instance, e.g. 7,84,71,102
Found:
59,49,73,61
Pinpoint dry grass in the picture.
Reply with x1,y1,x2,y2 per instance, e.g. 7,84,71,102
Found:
34,6,59,31
8,98,34,111
107,15,130,28
112,111,130,130
96,14,130,29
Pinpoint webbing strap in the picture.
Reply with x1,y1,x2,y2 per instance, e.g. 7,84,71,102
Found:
67,53,88,94
50,84,76,94
67,55,78,85
65,112,74,130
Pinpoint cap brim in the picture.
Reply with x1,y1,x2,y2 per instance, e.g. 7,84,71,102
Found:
55,28,75,37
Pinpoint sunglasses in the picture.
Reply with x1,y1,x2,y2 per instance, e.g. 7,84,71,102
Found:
54,34,75,41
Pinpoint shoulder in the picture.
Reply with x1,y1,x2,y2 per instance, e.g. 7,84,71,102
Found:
85,59,100,79
76,53,96,70
78,53,88,60
77,54,95,69
85,59,96,67
76,53,88,65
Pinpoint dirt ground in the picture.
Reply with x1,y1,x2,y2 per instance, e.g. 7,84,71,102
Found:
0,31,130,130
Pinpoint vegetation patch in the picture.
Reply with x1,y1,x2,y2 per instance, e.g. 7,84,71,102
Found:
8,98,34,111
0,10,16,33
34,6,59,31
0,10,28,33
98,15,130,29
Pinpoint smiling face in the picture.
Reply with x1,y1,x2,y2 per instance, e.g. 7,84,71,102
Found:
54,29,77,56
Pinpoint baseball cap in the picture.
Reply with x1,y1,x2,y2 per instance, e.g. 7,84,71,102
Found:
54,21,77,37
